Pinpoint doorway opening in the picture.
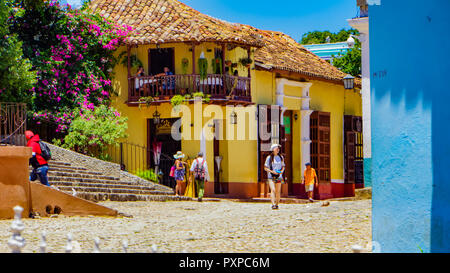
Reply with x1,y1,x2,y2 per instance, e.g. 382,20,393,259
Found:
147,118,181,188
148,48,175,76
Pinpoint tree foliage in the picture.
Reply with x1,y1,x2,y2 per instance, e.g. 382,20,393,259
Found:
300,28,359,45
332,42,362,76
300,28,362,77
60,105,128,158
0,0,36,103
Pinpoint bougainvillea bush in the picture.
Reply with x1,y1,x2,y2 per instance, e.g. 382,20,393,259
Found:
9,0,132,132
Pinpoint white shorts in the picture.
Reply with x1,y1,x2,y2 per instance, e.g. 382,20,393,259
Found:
305,184,314,192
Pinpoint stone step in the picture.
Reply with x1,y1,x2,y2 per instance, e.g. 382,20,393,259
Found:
47,167,104,176
47,171,120,181
56,185,171,195
30,165,91,172
48,176,124,184
48,161,73,167
50,179,159,188
50,181,158,191
67,192,191,202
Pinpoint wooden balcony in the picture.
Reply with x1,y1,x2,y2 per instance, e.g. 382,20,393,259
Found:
127,74,251,105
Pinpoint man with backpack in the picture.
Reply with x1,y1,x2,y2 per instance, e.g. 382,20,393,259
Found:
25,130,51,187
189,152,209,202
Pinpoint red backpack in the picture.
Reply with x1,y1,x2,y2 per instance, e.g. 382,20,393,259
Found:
193,159,206,180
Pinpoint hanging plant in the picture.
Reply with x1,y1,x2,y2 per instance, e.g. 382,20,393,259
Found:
211,58,223,74
225,60,232,66
198,58,208,80
239,57,253,68
181,58,189,74
118,51,143,69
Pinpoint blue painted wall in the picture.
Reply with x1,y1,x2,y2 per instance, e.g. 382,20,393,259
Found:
364,158,372,188
370,0,450,253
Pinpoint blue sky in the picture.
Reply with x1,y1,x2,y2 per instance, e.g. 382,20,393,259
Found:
66,0,357,41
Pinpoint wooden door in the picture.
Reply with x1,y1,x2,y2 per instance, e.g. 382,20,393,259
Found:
310,111,331,184
344,115,364,187
258,105,273,182
282,111,293,195
148,48,175,75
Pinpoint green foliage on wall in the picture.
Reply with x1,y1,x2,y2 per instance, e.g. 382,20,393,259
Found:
61,105,128,158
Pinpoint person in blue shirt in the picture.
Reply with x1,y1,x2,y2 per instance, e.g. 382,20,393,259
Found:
156,67,175,92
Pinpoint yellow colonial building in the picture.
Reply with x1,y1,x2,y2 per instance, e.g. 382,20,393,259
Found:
90,0,363,199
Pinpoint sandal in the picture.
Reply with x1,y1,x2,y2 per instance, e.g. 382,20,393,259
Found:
271,205,277,210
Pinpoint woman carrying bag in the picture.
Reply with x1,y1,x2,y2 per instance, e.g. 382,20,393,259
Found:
172,151,188,196
264,144,285,210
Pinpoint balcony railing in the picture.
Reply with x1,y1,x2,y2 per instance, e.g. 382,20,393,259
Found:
128,74,251,104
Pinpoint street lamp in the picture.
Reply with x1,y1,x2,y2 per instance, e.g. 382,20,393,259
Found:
347,35,356,48
153,107,161,124
343,74,355,90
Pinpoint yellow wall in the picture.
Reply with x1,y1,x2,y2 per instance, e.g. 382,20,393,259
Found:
309,80,362,181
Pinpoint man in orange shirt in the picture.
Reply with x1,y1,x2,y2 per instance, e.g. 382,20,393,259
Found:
302,163,318,202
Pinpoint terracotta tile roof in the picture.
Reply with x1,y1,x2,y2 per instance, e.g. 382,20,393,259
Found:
89,0,361,86
89,0,264,46
251,29,361,86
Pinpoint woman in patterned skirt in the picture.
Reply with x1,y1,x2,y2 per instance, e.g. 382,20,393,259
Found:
173,151,187,196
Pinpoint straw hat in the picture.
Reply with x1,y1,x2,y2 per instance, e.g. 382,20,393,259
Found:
173,151,185,159
270,143,281,151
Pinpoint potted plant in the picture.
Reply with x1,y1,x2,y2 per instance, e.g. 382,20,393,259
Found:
239,57,253,68
171,94,185,111
138,96,154,109
231,62,238,68
181,58,189,74
192,92,205,101
225,60,232,66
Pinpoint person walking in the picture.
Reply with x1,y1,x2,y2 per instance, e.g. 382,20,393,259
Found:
264,144,285,210
189,152,209,202
173,151,187,196
25,130,50,187
302,163,318,202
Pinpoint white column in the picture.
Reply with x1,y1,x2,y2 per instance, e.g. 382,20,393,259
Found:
300,83,313,174
360,33,372,159
348,17,371,160
275,79,313,176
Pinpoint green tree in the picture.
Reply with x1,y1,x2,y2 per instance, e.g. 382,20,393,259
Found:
300,28,359,45
0,0,36,102
332,40,362,76
61,105,128,158
300,28,362,76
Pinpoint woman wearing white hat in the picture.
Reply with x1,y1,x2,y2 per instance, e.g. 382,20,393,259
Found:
173,151,187,196
264,143,285,210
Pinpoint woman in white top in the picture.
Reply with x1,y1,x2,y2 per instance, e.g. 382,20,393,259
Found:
264,144,285,210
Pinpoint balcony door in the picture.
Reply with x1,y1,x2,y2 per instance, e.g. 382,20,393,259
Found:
148,48,175,76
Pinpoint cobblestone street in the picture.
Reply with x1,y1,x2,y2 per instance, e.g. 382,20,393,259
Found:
0,199,371,253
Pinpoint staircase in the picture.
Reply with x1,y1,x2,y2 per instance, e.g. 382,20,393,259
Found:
32,161,191,202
